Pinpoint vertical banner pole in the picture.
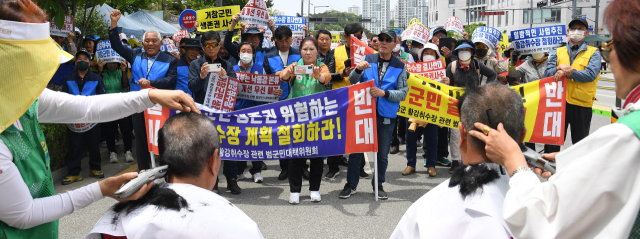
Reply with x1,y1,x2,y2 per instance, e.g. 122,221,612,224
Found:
374,153,378,201
150,152,156,168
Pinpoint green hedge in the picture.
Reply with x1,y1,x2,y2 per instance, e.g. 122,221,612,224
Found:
40,124,70,172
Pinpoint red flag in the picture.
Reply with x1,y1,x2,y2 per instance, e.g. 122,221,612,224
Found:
350,36,376,67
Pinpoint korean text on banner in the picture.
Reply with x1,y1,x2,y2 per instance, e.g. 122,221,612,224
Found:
472,26,502,51
350,36,376,67
405,59,446,82
511,25,566,55
179,9,198,32
50,15,73,37
183,81,379,161
397,74,566,145
161,39,179,53
500,33,509,53
203,74,240,113
401,23,430,45
239,0,270,27
96,40,125,63
271,15,305,48
236,72,281,102
197,5,240,32
144,103,172,154
444,16,464,36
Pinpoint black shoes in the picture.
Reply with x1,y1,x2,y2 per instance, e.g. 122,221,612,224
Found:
325,169,340,179
339,184,357,199
360,169,369,179
376,186,388,200
226,178,241,194
278,170,288,180
399,138,406,145
390,145,400,154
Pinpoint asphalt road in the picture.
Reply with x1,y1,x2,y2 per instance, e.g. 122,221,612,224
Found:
56,74,618,238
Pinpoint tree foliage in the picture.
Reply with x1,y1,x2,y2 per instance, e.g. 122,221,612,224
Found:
184,0,273,12
389,19,394,28
464,22,487,40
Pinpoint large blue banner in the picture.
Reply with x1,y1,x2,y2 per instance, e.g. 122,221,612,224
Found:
511,25,566,54
472,26,502,52
150,81,379,161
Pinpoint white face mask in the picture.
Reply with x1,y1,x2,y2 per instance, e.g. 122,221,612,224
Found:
393,44,401,52
458,51,472,61
569,30,585,43
532,52,545,60
423,55,436,62
240,53,253,64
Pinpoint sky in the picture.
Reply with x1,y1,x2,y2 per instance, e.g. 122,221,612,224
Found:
272,0,400,16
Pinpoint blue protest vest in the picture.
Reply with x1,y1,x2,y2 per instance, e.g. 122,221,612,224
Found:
255,50,266,70
66,80,99,96
362,54,404,118
176,58,193,96
129,55,170,91
266,48,301,100
233,62,266,110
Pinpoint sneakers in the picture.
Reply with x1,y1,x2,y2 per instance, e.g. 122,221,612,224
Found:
109,152,118,163
89,170,105,178
310,191,321,202
402,166,415,175
449,160,460,174
390,145,400,154
359,169,370,179
226,178,242,194
252,172,263,183
236,173,246,181
339,184,357,199
278,170,288,180
125,150,134,163
376,186,388,200
289,193,300,204
437,156,452,167
324,169,340,179
61,174,82,185
428,167,437,177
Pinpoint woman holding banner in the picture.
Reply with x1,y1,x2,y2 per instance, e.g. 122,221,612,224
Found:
469,0,640,237
279,37,331,204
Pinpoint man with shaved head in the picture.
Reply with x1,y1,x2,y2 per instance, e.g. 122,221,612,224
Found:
391,83,526,239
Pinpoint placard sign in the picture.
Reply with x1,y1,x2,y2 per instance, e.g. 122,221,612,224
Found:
96,40,125,63
271,15,305,48
179,9,198,32
239,0,270,27
511,25,566,55
50,15,73,37
197,5,240,32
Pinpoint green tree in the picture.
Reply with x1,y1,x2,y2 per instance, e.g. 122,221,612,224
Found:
389,19,394,28
464,22,486,40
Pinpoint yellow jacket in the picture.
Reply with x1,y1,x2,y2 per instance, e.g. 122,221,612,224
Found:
333,45,351,89
557,46,600,107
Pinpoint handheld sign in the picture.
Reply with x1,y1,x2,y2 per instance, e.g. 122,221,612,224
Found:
50,15,73,37
511,25,566,54
472,26,502,53
271,16,305,48
179,9,198,32
444,16,463,36
401,23,430,45
197,5,240,32
239,0,270,27
96,40,125,63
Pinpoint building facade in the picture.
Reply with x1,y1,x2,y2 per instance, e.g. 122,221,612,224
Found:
362,0,391,34
397,0,428,29
348,5,361,15
427,0,609,36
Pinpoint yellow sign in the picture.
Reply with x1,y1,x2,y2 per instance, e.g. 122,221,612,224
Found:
397,74,568,145
127,38,141,48
331,34,340,43
500,33,509,53
407,18,425,28
197,5,241,32
232,35,240,42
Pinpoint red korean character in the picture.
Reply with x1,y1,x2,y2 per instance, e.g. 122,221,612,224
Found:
447,97,459,117
425,91,442,111
214,93,224,100
408,86,424,107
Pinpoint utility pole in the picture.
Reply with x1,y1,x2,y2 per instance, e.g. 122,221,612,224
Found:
217,0,221,7
308,0,311,27
572,0,577,20
594,0,599,35
163,0,167,21
467,0,470,31
530,0,533,28
301,0,304,19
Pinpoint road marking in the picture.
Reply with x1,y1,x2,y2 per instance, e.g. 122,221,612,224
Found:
116,164,138,176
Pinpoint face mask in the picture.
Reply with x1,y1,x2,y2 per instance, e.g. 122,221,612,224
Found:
423,55,436,62
393,44,401,52
532,52,545,60
240,53,253,64
475,49,488,58
458,51,472,61
411,48,420,55
569,30,585,42
77,61,90,71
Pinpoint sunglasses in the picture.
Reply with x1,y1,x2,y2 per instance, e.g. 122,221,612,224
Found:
372,40,379,43
599,40,613,63
204,42,220,48
378,37,394,43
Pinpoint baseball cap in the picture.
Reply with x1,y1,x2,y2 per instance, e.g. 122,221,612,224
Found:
377,30,397,41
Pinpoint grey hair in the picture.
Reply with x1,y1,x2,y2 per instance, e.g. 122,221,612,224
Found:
158,112,219,178
142,30,161,42
458,83,525,149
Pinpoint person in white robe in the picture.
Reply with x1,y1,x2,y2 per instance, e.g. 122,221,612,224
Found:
468,1,640,238
391,83,528,239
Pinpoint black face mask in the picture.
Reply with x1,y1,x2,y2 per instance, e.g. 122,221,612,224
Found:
476,49,488,58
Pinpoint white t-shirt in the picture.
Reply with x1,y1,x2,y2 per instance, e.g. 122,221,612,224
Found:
279,50,289,66
87,183,264,239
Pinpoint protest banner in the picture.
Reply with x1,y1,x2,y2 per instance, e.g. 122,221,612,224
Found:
144,102,172,154
444,16,464,36
128,38,142,48
172,30,188,47
144,81,379,160
350,36,376,67
50,15,73,37
203,74,240,113
161,38,179,53
331,43,341,50
472,26,502,52
401,22,430,45
405,59,446,82
239,0,270,27
96,40,125,63
167,12,180,25
500,33,509,53
236,72,281,102
197,5,240,32
398,74,567,145
331,34,340,43
179,9,198,32
271,15,305,48
511,25,566,55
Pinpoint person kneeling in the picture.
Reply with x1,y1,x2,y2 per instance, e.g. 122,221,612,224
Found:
87,113,263,239
390,83,526,239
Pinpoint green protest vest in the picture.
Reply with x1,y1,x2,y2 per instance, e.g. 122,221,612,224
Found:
289,59,326,99
0,100,58,239
620,110,640,239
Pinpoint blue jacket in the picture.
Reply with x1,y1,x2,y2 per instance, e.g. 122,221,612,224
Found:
224,30,267,69
108,27,177,91
176,58,193,97
62,70,106,96
233,62,267,110
544,41,601,83
188,56,237,104
263,46,301,100
50,61,75,86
